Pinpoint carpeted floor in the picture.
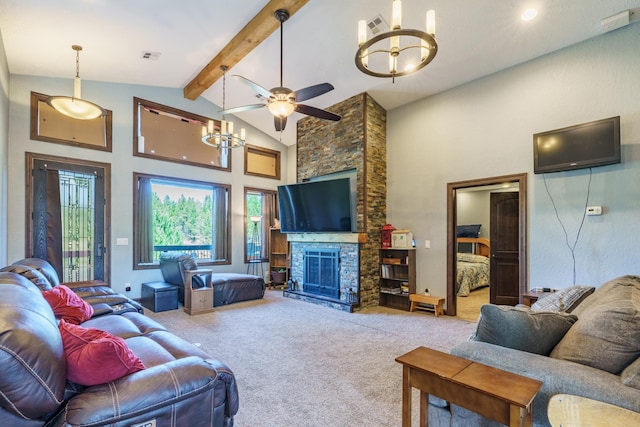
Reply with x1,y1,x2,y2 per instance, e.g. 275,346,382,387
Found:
146,289,477,427
456,286,489,322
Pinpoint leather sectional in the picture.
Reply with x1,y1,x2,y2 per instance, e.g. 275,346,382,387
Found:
0,257,239,427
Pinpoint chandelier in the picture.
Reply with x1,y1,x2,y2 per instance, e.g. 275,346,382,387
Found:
356,0,437,82
46,45,106,120
202,66,246,149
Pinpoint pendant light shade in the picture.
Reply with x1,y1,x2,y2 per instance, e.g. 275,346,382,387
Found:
46,45,106,120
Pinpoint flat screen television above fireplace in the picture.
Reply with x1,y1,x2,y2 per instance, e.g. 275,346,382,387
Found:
533,116,620,174
278,178,355,233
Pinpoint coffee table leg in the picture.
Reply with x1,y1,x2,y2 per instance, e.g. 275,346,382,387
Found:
420,391,428,427
402,366,411,427
509,405,532,427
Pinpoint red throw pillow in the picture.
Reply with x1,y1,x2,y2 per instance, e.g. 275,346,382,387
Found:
42,285,94,324
58,320,145,386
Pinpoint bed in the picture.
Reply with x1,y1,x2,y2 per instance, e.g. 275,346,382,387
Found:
456,237,490,296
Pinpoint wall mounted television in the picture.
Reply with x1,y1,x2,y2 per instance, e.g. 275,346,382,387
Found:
278,178,355,233
533,116,620,174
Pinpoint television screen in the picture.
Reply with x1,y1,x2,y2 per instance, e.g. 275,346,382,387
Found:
278,178,354,233
533,116,620,174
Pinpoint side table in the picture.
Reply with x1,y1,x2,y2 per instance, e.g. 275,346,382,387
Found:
395,346,542,427
183,269,215,315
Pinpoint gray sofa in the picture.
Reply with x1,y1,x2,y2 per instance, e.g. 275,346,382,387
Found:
429,275,640,426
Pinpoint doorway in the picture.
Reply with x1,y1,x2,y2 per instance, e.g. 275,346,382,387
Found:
446,173,528,317
26,153,111,283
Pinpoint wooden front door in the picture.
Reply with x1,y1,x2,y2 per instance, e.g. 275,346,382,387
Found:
490,192,520,305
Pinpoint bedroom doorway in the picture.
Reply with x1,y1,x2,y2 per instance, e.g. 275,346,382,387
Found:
446,173,528,318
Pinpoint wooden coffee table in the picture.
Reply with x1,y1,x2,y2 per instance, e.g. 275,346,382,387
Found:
395,346,542,427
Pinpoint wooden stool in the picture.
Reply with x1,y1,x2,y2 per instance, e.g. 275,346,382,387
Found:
409,294,445,317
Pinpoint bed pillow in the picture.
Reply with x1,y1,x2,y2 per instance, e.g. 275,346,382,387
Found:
531,285,595,313
58,320,145,386
471,304,578,355
456,224,481,238
42,285,94,324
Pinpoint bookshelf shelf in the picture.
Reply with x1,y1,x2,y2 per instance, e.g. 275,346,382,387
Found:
379,248,416,311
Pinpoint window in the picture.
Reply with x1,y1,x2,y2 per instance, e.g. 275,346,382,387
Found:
133,173,230,269
133,97,230,171
244,187,278,263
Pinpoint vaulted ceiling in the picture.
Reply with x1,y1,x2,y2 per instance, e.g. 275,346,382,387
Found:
1,0,639,145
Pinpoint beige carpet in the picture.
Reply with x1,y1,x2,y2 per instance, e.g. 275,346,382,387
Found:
456,286,489,322
146,289,477,427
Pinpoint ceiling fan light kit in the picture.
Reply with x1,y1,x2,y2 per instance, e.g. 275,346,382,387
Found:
46,45,107,120
201,65,246,149
221,8,341,132
356,0,438,82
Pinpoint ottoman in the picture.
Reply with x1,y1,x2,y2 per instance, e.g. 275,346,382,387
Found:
141,281,179,312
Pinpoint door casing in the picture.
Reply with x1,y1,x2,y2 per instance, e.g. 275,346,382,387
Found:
446,173,527,316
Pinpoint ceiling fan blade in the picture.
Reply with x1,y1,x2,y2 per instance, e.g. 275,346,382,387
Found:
274,116,287,132
232,75,274,99
295,104,341,121
294,83,334,102
219,103,265,115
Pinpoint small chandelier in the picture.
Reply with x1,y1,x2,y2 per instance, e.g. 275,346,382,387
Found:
202,66,246,149
46,45,106,120
356,0,437,82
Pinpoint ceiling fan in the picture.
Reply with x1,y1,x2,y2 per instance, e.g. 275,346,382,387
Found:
221,9,341,132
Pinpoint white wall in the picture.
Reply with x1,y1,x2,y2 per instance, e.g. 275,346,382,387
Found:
0,30,8,266
387,24,640,298
7,75,288,297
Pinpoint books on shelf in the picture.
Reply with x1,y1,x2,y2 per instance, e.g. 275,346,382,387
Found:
380,286,402,294
380,264,409,279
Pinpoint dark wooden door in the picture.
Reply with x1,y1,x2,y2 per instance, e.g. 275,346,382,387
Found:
490,192,520,305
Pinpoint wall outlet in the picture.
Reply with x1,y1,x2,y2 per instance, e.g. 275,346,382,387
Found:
424,239,431,249
586,206,602,216
125,283,131,292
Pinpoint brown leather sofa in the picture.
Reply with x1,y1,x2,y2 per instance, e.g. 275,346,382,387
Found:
0,258,239,427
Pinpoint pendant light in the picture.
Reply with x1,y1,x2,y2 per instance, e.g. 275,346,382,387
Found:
46,45,106,120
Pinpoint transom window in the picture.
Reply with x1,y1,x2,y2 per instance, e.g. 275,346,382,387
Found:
134,173,230,269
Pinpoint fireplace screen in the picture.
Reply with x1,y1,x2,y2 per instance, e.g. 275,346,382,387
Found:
303,249,340,298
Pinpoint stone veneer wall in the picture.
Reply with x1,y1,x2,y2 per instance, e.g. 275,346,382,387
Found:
297,93,386,309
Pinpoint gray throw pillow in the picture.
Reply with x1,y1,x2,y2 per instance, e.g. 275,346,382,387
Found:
550,298,640,374
531,285,595,313
471,304,578,355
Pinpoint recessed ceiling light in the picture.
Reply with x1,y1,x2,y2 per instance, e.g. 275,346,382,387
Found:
521,8,538,21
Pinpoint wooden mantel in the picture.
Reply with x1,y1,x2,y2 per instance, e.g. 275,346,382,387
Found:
286,233,368,244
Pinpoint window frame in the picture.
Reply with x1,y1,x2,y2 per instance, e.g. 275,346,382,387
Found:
133,172,231,270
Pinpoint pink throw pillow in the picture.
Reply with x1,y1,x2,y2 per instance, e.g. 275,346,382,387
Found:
42,285,94,324
58,320,145,386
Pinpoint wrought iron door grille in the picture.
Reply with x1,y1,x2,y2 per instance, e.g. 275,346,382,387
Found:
303,249,340,298
59,171,95,282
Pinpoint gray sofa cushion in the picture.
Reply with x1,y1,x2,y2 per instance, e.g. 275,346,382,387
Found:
622,357,640,390
471,304,577,355
531,285,595,313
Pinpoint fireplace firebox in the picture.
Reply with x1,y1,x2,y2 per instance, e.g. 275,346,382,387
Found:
303,249,340,298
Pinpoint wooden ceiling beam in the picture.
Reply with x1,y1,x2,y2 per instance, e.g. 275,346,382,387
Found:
183,0,309,100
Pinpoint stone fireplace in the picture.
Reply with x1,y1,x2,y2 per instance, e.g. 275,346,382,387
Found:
284,233,364,312
292,92,387,311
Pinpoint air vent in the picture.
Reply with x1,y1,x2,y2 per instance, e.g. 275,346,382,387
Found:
367,14,389,35
141,51,161,60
